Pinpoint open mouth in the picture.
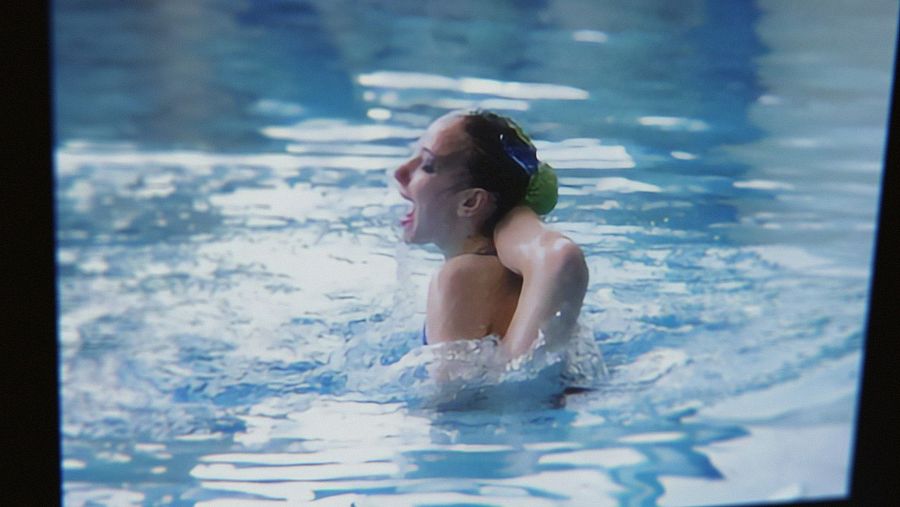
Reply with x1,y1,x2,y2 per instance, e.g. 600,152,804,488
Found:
398,192,415,231
400,207,414,228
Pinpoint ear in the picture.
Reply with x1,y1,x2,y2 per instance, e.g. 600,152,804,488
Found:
457,188,493,218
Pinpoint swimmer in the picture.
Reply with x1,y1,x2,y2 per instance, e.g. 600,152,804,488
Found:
395,110,588,359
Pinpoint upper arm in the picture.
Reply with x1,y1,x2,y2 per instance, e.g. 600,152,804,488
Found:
493,206,545,276
494,206,586,280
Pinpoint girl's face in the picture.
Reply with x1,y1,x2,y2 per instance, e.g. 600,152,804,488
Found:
394,114,471,247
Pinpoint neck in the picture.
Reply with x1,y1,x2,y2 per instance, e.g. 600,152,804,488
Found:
440,233,494,259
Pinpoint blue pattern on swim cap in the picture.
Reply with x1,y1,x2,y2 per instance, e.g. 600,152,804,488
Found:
500,133,539,177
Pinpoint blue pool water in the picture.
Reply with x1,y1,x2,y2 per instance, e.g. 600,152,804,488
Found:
55,1,897,505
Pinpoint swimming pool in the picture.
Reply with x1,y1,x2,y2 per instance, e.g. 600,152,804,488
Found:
55,1,897,505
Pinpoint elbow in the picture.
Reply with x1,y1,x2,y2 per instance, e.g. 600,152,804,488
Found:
546,237,589,293
535,238,587,350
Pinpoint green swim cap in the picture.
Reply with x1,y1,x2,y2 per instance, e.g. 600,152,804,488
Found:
523,161,558,215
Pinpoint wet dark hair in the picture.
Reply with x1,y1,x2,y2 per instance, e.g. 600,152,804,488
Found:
460,110,535,235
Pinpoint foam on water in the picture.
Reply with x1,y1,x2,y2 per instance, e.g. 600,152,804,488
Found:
345,328,608,411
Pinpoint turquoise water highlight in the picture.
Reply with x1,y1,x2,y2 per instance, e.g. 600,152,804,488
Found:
56,1,896,505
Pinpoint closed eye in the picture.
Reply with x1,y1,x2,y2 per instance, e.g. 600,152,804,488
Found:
420,148,437,173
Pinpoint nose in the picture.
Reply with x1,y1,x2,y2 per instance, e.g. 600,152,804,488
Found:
394,158,413,187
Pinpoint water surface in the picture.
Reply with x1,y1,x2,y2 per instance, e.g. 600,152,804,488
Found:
56,1,897,505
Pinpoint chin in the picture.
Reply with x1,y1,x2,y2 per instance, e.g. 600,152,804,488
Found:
403,230,422,244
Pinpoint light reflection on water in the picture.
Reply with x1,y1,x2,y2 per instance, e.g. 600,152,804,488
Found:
56,0,896,505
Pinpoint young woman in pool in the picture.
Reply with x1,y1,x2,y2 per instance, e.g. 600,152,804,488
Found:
394,110,588,359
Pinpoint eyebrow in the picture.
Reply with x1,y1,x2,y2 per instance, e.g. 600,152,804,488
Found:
414,145,468,167
407,142,435,157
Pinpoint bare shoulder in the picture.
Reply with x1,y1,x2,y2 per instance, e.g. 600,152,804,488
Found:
443,253,504,273
438,254,508,290
426,254,520,342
